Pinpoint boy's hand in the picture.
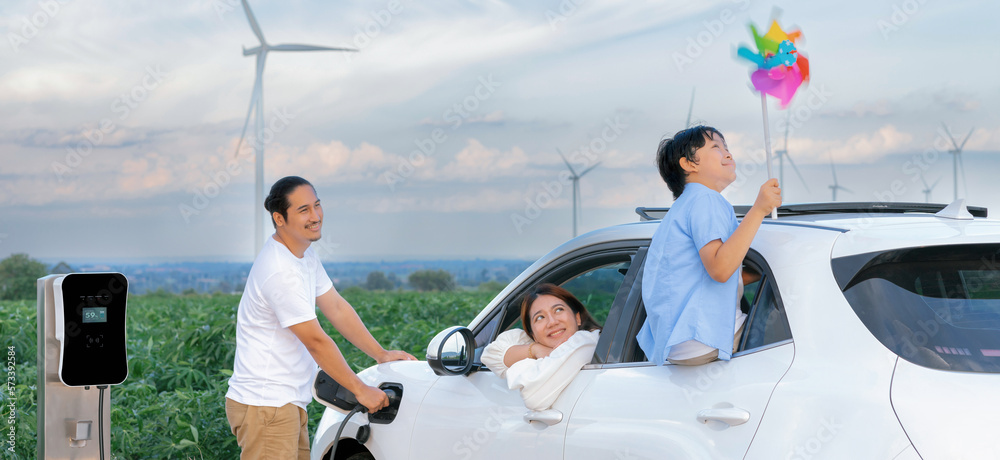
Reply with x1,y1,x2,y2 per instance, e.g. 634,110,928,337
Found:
752,178,782,216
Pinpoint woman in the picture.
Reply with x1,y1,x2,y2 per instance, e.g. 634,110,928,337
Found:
481,283,602,410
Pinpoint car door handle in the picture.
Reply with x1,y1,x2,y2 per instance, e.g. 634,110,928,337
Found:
524,409,563,426
696,407,750,426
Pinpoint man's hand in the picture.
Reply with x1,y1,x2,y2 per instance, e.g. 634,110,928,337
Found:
376,349,417,363
355,384,390,414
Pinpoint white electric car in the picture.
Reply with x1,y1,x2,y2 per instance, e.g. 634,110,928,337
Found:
312,202,1000,460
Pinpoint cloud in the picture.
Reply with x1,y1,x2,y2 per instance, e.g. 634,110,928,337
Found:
369,186,525,213
438,138,532,180
964,126,1000,151
823,99,894,118
777,125,916,164
1,126,152,149
419,110,505,127
933,90,980,112
252,139,401,184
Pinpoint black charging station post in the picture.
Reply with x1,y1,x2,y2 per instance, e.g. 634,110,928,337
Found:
37,273,129,459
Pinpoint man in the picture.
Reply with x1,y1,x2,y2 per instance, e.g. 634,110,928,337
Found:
226,176,415,459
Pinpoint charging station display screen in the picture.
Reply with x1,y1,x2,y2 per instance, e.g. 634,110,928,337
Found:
56,273,128,386
82,307,107,323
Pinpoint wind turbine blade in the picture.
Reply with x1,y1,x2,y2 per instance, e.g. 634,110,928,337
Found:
919,173,929,189
959,128,974,150
270,43,358,52
241,0,266,44
234,55,265,158
557,148,578,176
829,156,838,183
838,185,853,193
578,162,601,178
784,151,810,192
930,176,941,189
941,122,959,150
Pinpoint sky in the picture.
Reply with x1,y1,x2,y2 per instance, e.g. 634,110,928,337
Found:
1,0,998,263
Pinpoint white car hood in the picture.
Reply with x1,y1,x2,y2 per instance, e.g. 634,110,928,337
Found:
891,357,1000,459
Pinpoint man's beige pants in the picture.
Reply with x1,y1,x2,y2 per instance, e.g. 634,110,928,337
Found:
226,397,310,460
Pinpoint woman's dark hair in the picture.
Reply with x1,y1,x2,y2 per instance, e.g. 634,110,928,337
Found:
655,125,724,199
264,176,314,227
520,283,601,340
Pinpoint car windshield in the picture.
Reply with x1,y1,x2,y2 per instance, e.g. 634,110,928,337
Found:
836,244,1000,373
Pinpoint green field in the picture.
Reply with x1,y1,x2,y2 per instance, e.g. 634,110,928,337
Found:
0,288,495,459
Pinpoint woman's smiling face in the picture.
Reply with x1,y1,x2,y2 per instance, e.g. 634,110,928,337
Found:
528,294,582,349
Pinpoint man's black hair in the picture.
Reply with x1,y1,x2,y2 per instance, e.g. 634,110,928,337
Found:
655,125,724,199
264,176,315,227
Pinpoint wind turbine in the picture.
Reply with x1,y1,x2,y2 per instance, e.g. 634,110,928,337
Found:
828,154,851,201
685,87,696,127
919,172,941,203
941,123,974,201
557,149,600,238
236,0,357,256
773,114,809,199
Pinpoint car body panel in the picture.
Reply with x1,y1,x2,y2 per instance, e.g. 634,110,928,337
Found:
565,343,794,460
409,369,583,459
890,357,1000,459
311,361,440,460
830,219,1000,258
745,223,914,458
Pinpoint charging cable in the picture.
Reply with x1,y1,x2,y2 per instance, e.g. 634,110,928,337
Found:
97,385,108,460
330,405,364,457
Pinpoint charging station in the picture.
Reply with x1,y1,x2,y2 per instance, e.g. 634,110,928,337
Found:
37,273,129,459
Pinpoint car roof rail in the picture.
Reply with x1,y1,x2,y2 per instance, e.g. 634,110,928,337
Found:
636,202,988,221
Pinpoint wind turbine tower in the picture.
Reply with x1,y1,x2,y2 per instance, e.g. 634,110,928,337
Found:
773,115,809,200
941,123,974,201
558,149,600,238
685,87,695,127
828,155,851,201
236,0,357,256
920,173,940,203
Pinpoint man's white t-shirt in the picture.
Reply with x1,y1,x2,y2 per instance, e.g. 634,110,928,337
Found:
226,235,334,410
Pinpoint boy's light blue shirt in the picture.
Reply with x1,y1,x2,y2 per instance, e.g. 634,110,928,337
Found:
638,182,740,364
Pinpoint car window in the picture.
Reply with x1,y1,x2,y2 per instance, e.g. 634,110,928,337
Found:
560,261,630,326
834,243,1000,373
474,310,502,349
741,265,763,314
740,278,792,351
473,247,638,364
620,252,789,364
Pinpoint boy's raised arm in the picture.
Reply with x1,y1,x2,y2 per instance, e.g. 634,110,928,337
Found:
699,179,781,282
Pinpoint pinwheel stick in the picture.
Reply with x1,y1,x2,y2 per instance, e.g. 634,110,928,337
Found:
760,93,778,219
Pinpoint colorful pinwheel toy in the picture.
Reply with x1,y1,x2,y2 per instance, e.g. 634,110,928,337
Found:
737,19,810,108
736,16,810,218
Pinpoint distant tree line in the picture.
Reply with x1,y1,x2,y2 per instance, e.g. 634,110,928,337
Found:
362,269,457,292
0,253,72,300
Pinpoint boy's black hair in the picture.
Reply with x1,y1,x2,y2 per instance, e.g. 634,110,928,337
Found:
655,125,724,199
264,176,315,227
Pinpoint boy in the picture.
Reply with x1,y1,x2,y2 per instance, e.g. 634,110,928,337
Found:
638,126,781,365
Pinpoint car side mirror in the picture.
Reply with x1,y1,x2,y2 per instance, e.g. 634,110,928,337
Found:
426,326,475,376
